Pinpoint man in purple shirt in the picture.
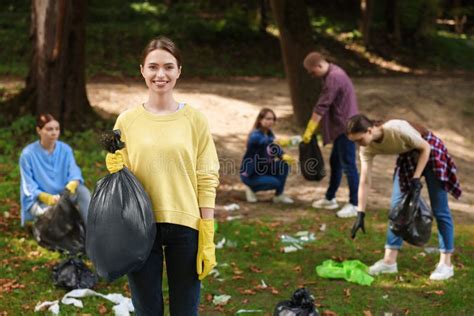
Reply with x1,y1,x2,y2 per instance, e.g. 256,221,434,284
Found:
302,52,359,218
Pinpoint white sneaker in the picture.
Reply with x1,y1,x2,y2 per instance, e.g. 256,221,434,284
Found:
336,203,358,218
273,194,294,204
429,263,454,281
245,186,257,203
368,259,398,276
312,198,339,210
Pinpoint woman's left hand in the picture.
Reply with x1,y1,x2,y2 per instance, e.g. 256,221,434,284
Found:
196,218,217,280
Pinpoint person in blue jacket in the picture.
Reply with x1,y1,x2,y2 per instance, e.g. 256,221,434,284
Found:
240,108,295,204
19,113,91,226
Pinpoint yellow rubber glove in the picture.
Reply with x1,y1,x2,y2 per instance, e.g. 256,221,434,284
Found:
302,119,318,144
38,192,59,206
65,180,79,194
106,152,124,174
282,153,296,166
196,218,217,280
275,138,291,147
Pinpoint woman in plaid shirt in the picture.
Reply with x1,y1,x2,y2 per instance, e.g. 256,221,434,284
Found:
346,114,461,281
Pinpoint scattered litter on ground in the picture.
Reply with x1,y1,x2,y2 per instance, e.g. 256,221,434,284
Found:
212,294,231,306
319,224,326,232
34,300,59,315
216,237,237,249
236,309,264,314
35,289,134,316
382,295,389,299
260,279,268,288
424,247,439,254
280,231,316,253
223,203,240,211
316,260,374,286
226,215,243,221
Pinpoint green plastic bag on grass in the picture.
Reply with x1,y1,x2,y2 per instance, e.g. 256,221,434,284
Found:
315,259,374,286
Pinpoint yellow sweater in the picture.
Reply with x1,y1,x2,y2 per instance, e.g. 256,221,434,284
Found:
114,104,220,230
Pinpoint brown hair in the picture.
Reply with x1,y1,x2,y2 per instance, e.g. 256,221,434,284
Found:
303,52,326,69
141,36,182,68
346,114,429,137
36,113,57,129
252,108,276,131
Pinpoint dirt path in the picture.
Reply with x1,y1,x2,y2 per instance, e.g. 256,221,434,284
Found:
3,76,473,214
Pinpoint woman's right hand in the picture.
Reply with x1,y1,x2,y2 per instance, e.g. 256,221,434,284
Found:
351,211,366,239
38,192,60,206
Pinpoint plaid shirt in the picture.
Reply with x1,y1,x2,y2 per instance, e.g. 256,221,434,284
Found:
395,132,462,199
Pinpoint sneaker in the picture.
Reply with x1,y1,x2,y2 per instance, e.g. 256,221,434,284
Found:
336,203,358,218
273,194,294,204
368,259,398,276
429,263,454,281
245,186,257,203
312,198,339,210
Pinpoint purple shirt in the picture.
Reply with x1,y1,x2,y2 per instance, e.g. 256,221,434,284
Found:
313,64,359,145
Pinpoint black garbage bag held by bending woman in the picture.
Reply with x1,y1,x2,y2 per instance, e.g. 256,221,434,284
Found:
86,130,156,282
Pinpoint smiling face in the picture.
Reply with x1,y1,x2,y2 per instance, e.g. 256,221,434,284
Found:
140,49,181,94
37,120,60,144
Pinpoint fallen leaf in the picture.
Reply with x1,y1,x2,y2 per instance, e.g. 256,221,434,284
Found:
206,294,213,302
322,310,338,316
426,290,445,296
344,288,351,297
232,275,245,280
363,311,373,316
242,299,249,304
239,289,257,295
98,304,107,315
293,266,302,272
249,265,263,273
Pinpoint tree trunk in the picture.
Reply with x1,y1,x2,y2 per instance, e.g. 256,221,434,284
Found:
23,0,91,129
359,0,374,47
385,0,401,44
259,0,269,33
270,0,319,126
416,0,439,41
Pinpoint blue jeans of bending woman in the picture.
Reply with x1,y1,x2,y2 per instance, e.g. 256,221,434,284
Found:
386,168,454,253
241,160,289,195
127,223,200,316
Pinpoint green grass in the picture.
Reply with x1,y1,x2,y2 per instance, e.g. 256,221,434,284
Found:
0,115,473,315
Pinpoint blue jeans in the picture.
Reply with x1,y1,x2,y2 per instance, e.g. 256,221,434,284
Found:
241,160,289,195
127,223,200,316
325,134,359,205
386,169,454,253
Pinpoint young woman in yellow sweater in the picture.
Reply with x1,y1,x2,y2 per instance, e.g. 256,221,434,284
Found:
106,36,219,315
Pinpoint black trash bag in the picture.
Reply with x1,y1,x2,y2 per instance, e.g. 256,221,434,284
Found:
86,130,156,282
389,182,433,246
33,192,85,255
299,135,326,181
52,257,98,290
274,288,319,316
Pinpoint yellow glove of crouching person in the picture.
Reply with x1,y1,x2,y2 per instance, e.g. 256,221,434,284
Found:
38,192,59,206
105,151,124,174
65,180,79,194
196,218,217,280
281,153,296,166
302,119,318,144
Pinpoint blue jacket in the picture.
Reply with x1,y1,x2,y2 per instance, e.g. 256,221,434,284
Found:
240,129,283,178
19,140,84,226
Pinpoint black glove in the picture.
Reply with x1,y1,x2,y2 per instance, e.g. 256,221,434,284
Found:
351,211,366,239
410,177,422,190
